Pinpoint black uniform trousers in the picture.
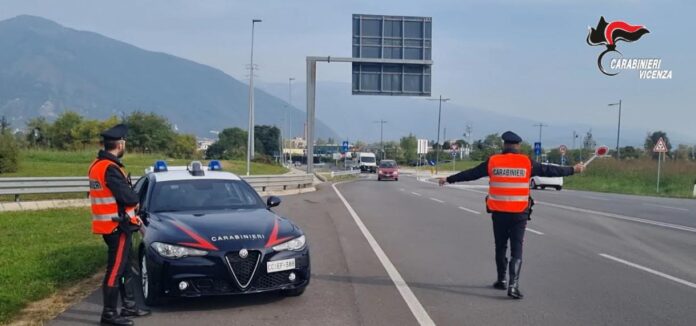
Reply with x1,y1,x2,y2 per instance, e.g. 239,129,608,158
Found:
491,212,528,262
102,230,137,311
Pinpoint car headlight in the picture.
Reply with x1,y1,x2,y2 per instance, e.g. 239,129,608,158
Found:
272,235,306,252
151,242,208,259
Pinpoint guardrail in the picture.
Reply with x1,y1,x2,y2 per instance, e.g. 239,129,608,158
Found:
0,174,315,202
330,170,362,178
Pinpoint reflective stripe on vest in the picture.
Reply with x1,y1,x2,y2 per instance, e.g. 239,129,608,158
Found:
88,159,138,234
486,153,532,213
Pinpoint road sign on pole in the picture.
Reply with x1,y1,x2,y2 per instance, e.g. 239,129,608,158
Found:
342,141,349,153
417,139,429,154
559,145,567,155
653,137,668,192
534,142,542,158
653,137,668,153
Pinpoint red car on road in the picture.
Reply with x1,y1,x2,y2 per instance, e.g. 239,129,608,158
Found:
377,160,399,181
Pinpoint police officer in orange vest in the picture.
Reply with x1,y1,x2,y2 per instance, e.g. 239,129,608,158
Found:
88,124,151,325
439,131,585,299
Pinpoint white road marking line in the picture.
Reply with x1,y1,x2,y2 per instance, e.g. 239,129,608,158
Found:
538,201,696,233
411,192,422,197
579,195,610,201
399,188,405,191
458,206,481,215
332,183,435,326
642,203,689,212
429,197,445,203
525,228,544,235
599,253,696,290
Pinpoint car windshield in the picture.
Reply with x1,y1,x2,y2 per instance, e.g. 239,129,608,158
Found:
361,156,375,163
150,179,265,212
379,161,396,168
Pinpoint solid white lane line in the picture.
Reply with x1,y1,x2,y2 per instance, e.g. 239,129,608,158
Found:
400,188,405,191
599,253,696,290
642,203,689,212
429,197,445,203
579,195,610,201
332,183,435,326
538,201,696,233
458,206,481,215
411,192,422,197
525,228,544,235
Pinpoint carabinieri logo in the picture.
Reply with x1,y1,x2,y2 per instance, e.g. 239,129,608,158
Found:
586,17,673,79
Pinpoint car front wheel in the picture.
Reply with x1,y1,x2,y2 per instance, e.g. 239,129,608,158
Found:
530,180,537,189
141,253,164,306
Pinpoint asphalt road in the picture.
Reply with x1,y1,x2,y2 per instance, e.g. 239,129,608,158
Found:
51,172,696,325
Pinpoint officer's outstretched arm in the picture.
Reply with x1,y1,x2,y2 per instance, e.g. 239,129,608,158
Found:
439,161,489,186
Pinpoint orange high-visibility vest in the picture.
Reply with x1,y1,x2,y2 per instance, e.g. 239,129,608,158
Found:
88,159,138,234
486,153,532,213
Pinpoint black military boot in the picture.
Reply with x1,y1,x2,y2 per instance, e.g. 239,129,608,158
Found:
101,287,134,325
493,256,508,290
120,274,151,318
507,258,524,299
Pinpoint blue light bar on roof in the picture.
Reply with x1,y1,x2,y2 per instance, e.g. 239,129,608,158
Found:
154,160,168,172
208,160,222,171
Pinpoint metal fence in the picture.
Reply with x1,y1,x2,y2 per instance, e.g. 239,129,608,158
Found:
330,170,362,178
0,174,315,202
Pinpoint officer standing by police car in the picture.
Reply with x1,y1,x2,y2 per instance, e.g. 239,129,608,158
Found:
88,124,151,325
439,131,585,299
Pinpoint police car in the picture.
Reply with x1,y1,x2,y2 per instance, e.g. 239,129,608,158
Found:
130,160,310,305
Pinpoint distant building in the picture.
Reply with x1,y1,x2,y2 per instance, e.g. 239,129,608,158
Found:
197,138,215,151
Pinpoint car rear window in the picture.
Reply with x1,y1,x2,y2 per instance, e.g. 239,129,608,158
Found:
150,179,265,212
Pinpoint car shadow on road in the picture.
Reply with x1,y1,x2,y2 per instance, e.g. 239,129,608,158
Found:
312,273,509,300
148,292,287,312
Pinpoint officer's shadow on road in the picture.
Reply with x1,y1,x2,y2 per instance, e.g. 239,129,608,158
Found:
313,273,508,300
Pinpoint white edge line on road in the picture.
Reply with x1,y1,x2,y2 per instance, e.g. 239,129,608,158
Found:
525,228,544,235
332,183,436,326
599,253,696,290
538,201,696,233
429,197,445,203
457,206,481,215
642,203,689,212
411,192,422,196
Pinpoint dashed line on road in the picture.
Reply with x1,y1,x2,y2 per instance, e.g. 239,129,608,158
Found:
429,197,445,203
458,206,481,215
642,203,689,212
525,228,544,235
399,188,405,191
411,192,422,197
332,183,436,326
579,195,610,201
599,253,696,290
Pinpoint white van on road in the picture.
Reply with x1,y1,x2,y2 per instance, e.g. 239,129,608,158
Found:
356,152,377,173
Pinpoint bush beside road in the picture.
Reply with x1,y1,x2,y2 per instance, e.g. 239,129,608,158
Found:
0,207,102,324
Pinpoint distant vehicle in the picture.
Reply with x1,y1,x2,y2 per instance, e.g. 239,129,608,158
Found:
377,160,399,181
356,152,377,173
530,163,563,190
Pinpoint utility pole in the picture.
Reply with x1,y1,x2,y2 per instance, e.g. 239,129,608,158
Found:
608,100,622,159
246,18,262,176
373,120,387,160
533,123,548,144
427,95,451,174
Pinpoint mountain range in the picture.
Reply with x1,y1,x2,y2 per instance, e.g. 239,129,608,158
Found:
0,15,338,139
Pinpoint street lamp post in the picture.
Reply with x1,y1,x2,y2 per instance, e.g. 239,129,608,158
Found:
427,95,451,174
374,120,387,160
287,77,295,165
608,100,622,160
246,18,262,176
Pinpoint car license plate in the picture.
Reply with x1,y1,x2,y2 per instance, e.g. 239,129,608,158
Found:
267,258,295,273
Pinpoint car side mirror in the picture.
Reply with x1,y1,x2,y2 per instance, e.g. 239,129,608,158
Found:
266,196,281,208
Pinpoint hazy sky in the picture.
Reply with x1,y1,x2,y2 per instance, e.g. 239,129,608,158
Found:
2,0,695,142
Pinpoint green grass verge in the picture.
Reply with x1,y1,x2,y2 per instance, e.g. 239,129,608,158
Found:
2,150,287,177
414,160,483,172
565,158,696,198
0,208,103,324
